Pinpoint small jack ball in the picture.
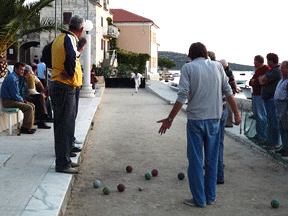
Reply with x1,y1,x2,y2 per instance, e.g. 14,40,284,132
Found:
93,180,101,188
151,169,158,177
117,184,125,192
126,165,133,173
103,186,111,195
178,173,185,180
145,172,152,180
271,199,280,208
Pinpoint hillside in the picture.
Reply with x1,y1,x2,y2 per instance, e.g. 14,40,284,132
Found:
158,51,254,71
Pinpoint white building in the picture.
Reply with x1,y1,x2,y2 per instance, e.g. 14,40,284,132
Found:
40,0,119,67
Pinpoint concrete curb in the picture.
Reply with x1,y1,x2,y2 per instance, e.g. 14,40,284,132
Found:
21,86,105,216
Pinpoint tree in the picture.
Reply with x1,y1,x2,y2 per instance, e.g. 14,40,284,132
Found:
0,0,55,78
158,57,176,70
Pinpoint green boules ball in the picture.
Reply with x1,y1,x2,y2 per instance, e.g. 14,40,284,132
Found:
271,199,280,208
145,172,152,180
103,186,111,195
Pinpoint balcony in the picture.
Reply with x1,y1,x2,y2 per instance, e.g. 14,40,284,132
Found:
103,25,119,38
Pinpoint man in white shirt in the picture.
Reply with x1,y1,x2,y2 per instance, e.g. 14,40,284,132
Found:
131,72,143,93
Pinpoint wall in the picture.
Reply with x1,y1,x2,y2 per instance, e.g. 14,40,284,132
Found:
39,0,113,67
116,24,150,54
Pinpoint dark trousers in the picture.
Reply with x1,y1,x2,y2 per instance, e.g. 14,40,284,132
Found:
50,81,76,171
26,93,47,120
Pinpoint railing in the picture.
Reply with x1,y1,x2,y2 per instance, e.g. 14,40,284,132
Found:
107,25,119,38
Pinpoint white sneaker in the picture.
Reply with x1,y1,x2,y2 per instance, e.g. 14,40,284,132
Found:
74,139,82,144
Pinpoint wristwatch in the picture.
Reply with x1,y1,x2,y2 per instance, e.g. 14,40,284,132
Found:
167,117,173,123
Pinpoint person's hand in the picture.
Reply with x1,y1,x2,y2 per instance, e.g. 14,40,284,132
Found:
22,100,27,104
41,86,49,97
235,88,242,93
60,70,73,80
157,118,172,135
233,114,242,125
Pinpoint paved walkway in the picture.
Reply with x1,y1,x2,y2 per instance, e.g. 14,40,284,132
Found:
0,80,286,216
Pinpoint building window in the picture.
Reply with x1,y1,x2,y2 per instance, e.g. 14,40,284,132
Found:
101,17,103,27
103,0,107,10
63,12,72,25
101,39,104,50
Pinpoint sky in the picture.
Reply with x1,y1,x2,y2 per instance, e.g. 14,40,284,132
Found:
110,0,287,66
25,0,287,66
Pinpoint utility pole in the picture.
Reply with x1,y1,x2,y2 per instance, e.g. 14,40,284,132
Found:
55,0,57,39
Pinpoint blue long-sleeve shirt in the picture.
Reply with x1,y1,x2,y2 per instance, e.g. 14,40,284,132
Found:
0,72,23,101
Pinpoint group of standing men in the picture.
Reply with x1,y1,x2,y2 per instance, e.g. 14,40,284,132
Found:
158,43,288,208
250,53,288,156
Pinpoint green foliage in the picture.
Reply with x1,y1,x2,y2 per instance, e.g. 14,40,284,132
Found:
0,0,55,54
92,64,132,78
116,50,150,74
158,57,176,70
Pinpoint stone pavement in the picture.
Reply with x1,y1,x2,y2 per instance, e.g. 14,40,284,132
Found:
0,86,104,216
0,80,286,216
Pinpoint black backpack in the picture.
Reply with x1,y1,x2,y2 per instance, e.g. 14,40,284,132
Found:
41,41,53,69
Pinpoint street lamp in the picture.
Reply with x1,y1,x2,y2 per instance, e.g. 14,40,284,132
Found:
79,20,95,98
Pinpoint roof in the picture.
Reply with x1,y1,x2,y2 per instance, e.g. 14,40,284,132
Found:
110,9,153,23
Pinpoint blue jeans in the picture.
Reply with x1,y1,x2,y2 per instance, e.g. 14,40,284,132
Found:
217,109,228,182
252,95,267,141
275,100,288,150
187,119,220,206
264,99,280,146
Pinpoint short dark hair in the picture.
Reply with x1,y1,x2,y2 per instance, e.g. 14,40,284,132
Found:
31,65,37,71
23,70,29,76
208,51,216,61
14,62,26,69
266,53,279,64
254,55,264,64
188,42,208,61
78,36,87,50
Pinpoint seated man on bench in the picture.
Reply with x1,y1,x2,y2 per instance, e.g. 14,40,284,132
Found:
22,65,51,129
0,62,36,134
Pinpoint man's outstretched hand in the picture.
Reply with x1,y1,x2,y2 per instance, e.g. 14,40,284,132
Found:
157,118,172,135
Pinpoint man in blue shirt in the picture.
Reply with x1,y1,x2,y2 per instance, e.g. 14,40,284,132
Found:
275,61,288,156
37,59,46,87
1,62,36,134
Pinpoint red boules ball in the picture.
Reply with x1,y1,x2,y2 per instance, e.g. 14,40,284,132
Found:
151,169,158,177
117,183,125,192
126,165,133,173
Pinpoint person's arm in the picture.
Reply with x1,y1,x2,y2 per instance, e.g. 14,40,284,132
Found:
35,76,45,91
64,34,78,77
157,101,183,135
10,76,24,102
226,94,241,125
157,65,189,135
232,81,241,93
259,75,268,85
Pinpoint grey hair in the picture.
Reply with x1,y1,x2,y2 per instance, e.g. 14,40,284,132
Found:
219,59,228,67
282,61,288,69
69,15,85,31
